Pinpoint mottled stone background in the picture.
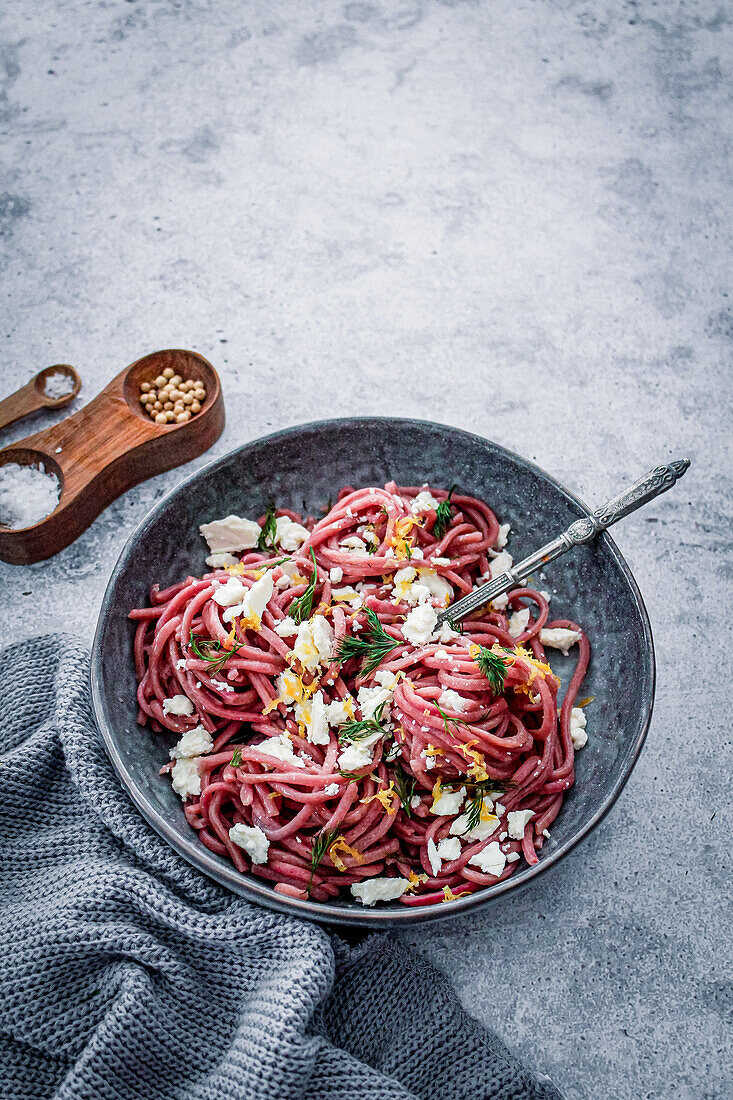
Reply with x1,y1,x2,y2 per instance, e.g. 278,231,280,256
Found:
0,2,730,1097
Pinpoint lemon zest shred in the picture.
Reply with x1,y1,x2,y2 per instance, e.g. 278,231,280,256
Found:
405,871,428,893
328,837,364,872
443,885,471,902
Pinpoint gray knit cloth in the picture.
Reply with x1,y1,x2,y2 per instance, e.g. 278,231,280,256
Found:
0,636,562,1100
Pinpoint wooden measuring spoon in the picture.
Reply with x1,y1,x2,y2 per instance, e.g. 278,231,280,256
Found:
0,365,81,432
0,349,224,564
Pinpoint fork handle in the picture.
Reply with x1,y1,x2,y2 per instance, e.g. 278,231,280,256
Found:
436,459,690,626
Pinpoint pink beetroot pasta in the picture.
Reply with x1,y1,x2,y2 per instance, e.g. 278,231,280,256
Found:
129,482,590,908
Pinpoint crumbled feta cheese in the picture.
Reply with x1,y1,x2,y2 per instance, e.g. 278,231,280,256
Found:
274,616,299,638
350,877,410,906
488,550,513,609
340,535,367,552
496,522,510,549
256,733,305,768
357,683,392,721
210,677,235,692
292,614,333,672
229,823,269,864
277,669,301,704
170,757,201,799
403,603,438,646
324,698,353,726
436,836,462,862
205,551,240,569
324,783,340,796
543,829,551,839
222,571,274,627
170,725,213,759
427,837,442,876
384,547,395,558
506,851,520,863
417,569,452,604
410,547,424,560
422,751,436,770
435,621,461,643
540,627,581,655
175,658,189,671
274,516,309,551
212,576,248,607
434,649,449,660
337,741,374,771
200,515,260,553
410,794,422,810
438,688,468,712
449,798,499,841
374,669,399,690
295,690,330,746
468,841,506,877
509,607,530,638
570,706,588,749
507,809,535,840
494,801,506,816
411,490,439,514
329,566,343,583
162,694,195,716
431,557,452,567
540,590,552,603
331,586,362,607
431,785,466,816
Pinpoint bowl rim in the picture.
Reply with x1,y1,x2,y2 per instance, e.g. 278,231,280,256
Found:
91,416,656,927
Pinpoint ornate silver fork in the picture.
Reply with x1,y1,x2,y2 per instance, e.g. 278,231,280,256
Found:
435,459,690,627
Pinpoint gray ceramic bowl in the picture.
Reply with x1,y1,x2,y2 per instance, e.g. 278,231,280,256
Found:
91,418,655,926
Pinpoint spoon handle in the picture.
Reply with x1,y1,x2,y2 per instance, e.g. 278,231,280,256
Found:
0,379,42,432
436,459,691,626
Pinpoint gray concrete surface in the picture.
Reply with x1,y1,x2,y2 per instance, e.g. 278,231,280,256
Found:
1,2,731,1097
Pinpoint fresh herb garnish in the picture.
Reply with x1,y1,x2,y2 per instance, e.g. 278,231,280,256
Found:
188,629,244,672
335,607,401,676
445,616,464,634
393,762,416,817
308,828,338,891
433,486,456,540
230,746,242,766
338,700,388,745
256,503,277,552
473,645,509,694
462,788,487,833
290,547,318,624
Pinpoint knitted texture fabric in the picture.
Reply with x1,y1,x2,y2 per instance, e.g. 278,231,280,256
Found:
0,636,562,1100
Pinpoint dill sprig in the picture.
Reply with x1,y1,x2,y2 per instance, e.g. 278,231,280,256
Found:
187,629,244,672
432,486,456,540
462,788,486,833
473,646,509,694
335,607,401,676
393,762,416,817
308,828,338,891
256,503,277,552
289,548,319,624
230,746,242,767
338,700,388,745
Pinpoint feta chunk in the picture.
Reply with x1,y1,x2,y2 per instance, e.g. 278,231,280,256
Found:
489,551,513,610
357,683,392,722
468,841,506,877
205,551,240,568
170,724,213,759
506,851,520,863
403,603,438,646
430,784,466,816
274,516,309,551
292,614,333,672
540,627,581,655
337,741,374,771
449,798,499,842
438,688,468,713
256,733,305,768
436,620,462,643
324,698,353,726
340,535,367,552
274,616,299,638
436,836,462,862
329,566,343,583
496,522,510,549
411,489,440,514
427,837,442,876
324,783,340,796
200,515,260,553
416,569,452,605
296,690,330,746
170,757,201,799
212,576,248,607
162,694,195,717
229,823,269,865
507,809,535,840
508,607,530,638
221,571,274,627
570,706,588,749
350,877,410,906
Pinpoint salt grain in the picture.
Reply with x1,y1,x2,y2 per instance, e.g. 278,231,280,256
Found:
0,463,61,528
43,371,74,400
